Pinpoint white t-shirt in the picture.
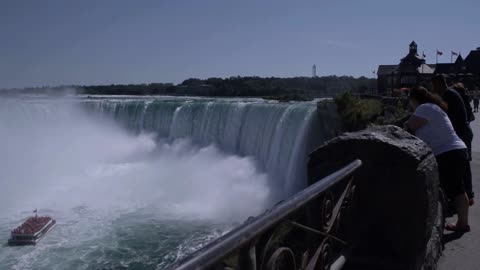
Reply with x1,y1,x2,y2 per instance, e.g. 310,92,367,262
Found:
413,103,466,156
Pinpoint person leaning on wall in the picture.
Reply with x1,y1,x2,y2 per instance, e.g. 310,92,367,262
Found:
404,86,470,232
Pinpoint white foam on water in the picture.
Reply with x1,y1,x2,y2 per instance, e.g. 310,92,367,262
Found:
0,97,270,269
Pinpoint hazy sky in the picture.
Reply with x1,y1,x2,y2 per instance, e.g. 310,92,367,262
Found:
1,0,479,88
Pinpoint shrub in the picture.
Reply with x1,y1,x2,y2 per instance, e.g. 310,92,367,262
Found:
334,92,384,132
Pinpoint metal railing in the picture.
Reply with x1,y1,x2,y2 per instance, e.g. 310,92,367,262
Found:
167,159,362,270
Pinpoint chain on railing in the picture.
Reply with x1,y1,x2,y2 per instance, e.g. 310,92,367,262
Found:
167,159,362,270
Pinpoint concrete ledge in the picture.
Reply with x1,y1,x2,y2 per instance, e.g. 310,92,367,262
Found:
308,125,442,270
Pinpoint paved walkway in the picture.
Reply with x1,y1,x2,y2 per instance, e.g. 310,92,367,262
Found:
438,116,480,270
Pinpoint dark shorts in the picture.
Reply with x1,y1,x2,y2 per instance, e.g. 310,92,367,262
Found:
436,148,468,199
459,128,473,160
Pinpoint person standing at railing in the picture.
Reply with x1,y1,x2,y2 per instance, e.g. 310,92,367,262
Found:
432,75,474,206
404,86,470,232
453,83,474,122
452,82,475,206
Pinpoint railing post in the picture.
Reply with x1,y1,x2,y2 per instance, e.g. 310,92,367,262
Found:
238,244,256,270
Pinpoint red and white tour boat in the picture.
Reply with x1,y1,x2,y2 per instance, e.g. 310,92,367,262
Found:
8,211,56,246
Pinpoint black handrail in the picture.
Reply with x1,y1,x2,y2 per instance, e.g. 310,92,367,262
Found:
167,159,362,270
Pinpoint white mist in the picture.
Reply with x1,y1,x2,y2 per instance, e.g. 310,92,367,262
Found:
0,97,270,221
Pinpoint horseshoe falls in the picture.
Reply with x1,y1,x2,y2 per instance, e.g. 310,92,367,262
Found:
0,96,340,270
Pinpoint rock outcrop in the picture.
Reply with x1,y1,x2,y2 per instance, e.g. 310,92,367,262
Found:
308,125,442,270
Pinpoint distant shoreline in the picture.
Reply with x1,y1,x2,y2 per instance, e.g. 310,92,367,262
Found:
0,76,377,98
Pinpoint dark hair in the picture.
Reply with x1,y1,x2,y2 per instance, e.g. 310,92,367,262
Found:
409,86,448,111
432,74,447,85
452,82,466,95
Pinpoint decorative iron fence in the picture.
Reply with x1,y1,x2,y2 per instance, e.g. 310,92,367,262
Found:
167,159,362,270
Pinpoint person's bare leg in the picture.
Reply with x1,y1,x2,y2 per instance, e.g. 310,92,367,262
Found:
455,192,469,227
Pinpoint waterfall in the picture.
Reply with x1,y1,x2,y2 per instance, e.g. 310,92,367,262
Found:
0,95,342,269
85,97,341,199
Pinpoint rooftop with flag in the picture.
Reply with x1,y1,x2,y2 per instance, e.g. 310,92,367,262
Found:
376,41,480,93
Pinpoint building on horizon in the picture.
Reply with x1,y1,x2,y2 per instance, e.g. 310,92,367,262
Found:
377,41,480,94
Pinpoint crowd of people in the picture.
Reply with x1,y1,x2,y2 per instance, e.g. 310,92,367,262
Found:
404,74,475,233
12,216,51,235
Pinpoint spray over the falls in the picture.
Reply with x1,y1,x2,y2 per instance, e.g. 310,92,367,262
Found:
0,97,271,220
0,96,340,269
86,97,340,197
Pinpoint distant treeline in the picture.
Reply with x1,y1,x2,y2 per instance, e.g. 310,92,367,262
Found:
1,76,376,97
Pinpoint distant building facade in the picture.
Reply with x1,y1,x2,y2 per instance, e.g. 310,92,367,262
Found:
377,41,480,94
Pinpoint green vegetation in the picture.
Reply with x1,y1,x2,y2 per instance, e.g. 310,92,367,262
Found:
334,91,384,132
262,93,313,102
81,83,174,95
176,76,376,97
334,91,411,132
1,76,376,97
388,99,410,123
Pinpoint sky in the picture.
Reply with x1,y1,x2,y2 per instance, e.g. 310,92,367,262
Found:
0,0,479,89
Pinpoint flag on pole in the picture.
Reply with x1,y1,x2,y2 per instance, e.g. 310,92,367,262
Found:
33,209,37,213
451,50,458,56
436,50,443,56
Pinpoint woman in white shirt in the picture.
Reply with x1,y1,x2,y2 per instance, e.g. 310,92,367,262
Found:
405,86,470,232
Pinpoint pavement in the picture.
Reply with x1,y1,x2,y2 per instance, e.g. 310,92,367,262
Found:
438,116,480,270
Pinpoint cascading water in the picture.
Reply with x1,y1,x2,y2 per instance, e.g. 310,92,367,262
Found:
0,95,340,270
86,96,340,198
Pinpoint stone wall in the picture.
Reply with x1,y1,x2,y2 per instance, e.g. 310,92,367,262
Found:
308,125,442,270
